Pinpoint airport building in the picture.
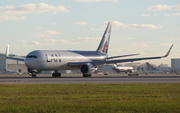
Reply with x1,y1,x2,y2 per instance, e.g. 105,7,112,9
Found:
0,53,27,74
171,58,180,68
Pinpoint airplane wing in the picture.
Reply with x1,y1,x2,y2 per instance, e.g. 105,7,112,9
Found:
67,44,173,67
5,45,25,62
6,57,25,62
105,53,139,59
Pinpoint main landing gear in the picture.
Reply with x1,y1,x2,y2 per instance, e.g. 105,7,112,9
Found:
83,74,92,77
32,73,37,77
52,70,61,77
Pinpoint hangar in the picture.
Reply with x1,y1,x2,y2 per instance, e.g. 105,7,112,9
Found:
0,53,27,74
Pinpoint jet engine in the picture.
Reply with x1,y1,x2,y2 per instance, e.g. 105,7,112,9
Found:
80,63,96,74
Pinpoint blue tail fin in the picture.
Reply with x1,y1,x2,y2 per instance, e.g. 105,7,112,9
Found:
96,22,112,53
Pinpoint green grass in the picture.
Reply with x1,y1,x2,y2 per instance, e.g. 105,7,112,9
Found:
0,83,180,113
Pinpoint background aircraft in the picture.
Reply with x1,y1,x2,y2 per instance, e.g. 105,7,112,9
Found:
112,64,134,74
142,62,166,73
144,62,180,74
5,22,173,77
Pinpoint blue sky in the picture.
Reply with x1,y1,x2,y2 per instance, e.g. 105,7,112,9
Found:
0,0,180,66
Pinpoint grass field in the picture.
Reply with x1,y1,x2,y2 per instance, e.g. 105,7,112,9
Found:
0,83,180,113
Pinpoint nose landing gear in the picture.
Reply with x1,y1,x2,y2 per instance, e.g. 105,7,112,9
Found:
28,68,38,77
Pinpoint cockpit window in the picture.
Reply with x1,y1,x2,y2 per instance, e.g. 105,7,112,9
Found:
26,55,37,58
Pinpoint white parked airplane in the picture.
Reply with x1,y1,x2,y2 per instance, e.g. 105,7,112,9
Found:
5,22,173,77
112,64,134,74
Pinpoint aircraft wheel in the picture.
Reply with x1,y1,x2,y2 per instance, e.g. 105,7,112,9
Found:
58,73,61,77
88,74,92,77
32,74,36,77
83,74,87,77
52,73,61,77
83,74,92,77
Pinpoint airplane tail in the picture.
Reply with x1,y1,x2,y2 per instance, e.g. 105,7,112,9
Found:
146,62,157,70
96,22,112,53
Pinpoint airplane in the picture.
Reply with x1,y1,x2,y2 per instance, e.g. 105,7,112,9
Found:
146,62,158,70
145,62,179,74
5,22,173,77
142,62,166,73
112,64,134,74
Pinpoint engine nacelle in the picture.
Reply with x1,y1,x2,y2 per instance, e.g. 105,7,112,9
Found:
28,68,41,74
80,63,96,74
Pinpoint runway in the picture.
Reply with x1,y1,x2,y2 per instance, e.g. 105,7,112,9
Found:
0,74,180,84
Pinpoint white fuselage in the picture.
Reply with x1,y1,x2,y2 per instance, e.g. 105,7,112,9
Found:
25,50,107,71
112,64,133,73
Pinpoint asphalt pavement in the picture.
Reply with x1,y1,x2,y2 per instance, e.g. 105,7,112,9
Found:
0,74,180,84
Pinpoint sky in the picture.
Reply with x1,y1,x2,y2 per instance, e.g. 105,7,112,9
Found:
0,0,180,66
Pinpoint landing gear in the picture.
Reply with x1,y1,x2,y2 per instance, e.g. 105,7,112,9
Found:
52,73,61,77
28,68,40,77
125,71,132,74
52,70,61,77
83,74,92,77
32,73,37,77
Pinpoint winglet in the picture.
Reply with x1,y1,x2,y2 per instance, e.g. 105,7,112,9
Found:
5,45,9,57
162,44,173,58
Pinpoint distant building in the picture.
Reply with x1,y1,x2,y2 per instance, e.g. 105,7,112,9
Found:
0,53,27,74
171,59,180,68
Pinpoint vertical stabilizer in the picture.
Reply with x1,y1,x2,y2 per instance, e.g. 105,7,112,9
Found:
5,45,9,57
146,62,158,70
96,22,112,53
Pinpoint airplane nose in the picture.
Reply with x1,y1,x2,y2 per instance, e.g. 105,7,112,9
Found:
25,58,36,69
